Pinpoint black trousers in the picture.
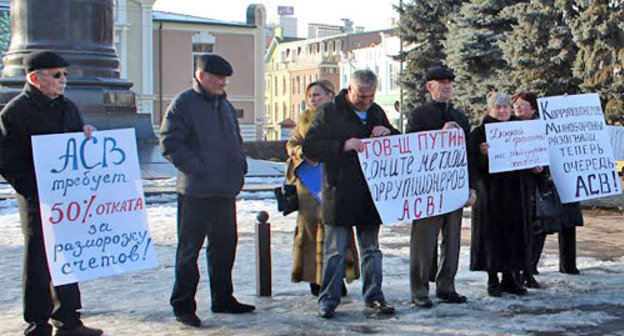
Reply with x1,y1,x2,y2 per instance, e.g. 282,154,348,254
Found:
170,194,238,316
18,195,81,336
529,226,577,273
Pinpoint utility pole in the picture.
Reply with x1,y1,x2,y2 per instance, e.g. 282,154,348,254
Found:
399,0,405,133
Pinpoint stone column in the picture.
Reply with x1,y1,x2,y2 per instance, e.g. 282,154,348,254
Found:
0,0,155,142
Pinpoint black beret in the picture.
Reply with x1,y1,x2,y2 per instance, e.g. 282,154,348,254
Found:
197,54,233,76
425,67,455,82
23,50,70,73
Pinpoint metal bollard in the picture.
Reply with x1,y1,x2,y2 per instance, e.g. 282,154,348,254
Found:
255,211,272,296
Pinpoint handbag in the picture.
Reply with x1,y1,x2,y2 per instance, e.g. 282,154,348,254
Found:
534,175,563,220
274,184,299,216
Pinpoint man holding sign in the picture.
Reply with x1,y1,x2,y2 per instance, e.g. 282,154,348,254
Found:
0,51,101,336
303,70,400,319
405,67,475,308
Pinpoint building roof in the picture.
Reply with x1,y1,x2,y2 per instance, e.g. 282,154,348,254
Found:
279,28,396,48
278,118,297,127
264,36,305,63
152,10,254,28
274,36,304,43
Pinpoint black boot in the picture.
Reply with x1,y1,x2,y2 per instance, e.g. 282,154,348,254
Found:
487,271,502,297
310,283,321,296
523,271,540,289
559,227,580,274
518,269,540,288
501,271,527,295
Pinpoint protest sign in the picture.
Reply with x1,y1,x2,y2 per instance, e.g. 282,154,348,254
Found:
485,120,549,173
357,129,469,225
296,162,322,202
607,125,624,161
539,93,622,203
32,128,158,286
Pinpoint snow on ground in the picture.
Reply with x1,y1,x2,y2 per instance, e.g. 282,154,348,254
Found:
1,197,624,335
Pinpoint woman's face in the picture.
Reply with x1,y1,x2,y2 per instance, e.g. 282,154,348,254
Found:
489,104,512,121
307,85,333,109
514,98,535,120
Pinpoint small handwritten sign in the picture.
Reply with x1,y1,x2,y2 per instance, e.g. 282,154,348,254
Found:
357,130,469,224
539,93,622,203
607,125,624,161
485,120,549,173
32,128,158,286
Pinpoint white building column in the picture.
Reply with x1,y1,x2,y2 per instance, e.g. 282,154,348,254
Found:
137,0,155,119
247,4,266,141
114,0,128,77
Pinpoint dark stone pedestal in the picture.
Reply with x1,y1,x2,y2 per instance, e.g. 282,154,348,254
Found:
0,0,155,143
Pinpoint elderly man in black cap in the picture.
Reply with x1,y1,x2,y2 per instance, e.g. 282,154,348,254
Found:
160,54,254,328
0,50,100,336
405,67,476,309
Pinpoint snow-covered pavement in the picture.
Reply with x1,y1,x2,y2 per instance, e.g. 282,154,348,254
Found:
1,196,624,335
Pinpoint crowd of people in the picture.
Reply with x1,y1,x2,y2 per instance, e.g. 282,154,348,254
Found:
0,50,585,334
287,67,584,318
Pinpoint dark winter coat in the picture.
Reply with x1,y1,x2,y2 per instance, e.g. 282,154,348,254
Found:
302,89,400,228
0,83,84,235
469,115,529,272
160,80,247,198
406,100,477,190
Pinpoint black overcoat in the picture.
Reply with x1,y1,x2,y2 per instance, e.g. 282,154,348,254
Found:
302,89,399,228
0,83,84,236
469,115,529,272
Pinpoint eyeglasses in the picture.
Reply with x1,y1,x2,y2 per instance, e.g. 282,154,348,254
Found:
37,71,68,79
514,102,532,108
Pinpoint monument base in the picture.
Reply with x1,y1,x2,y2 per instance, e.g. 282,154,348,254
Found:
0,76,156,143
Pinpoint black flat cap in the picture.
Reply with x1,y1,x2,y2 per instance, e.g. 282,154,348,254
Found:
197,54,233,76
23,50,70,73
425,67,455,82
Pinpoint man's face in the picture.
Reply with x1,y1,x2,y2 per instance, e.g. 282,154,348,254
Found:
347,85,376,111
198,71,228,96
33,67,67,99
426,79,453,102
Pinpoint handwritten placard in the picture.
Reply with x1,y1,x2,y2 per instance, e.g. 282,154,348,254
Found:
485,120,549,173
357,130,469,224
539,93,622,203
607,125,624,161
32,128,158,285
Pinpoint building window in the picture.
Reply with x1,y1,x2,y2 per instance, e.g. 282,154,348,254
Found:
192,43,214,73
389,64,398,91
283,103,288,118
273,76,278,96
283,77,287,95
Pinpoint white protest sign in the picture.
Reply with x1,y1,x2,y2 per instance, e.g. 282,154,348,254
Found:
485,120,549,173
607,125,624,161
357,130,469,225
539,93,622,203
32,128,158,285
